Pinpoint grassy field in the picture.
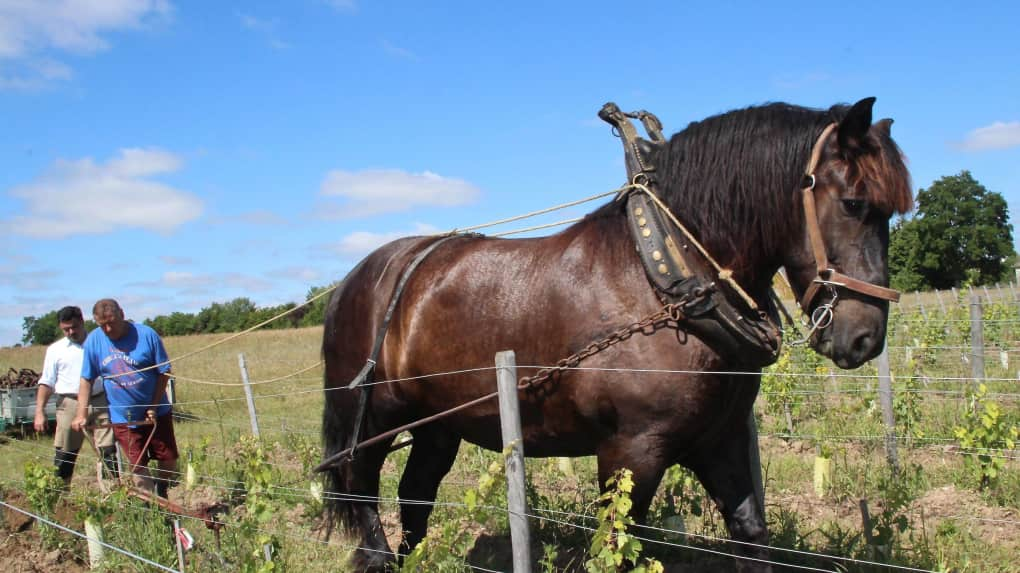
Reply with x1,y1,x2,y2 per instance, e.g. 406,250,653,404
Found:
2,291,1019,572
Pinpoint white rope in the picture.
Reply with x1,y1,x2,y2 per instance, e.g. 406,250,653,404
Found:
448,189,619,234
490,217,583,237
0,499,180,573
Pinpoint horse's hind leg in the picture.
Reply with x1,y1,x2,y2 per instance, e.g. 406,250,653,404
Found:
689,427,772,573
397,425,461,557
346,443,396,572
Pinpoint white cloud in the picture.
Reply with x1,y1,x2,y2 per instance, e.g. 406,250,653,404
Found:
156,271,273,293
0,0,170,89
0,57,72,90
0,0,171,58
325,223,440,257
957,121,1020,152
238,12,289,50
318,169,479,218
382,39,417,60
265,266,322,282
0,267,60,291
6,148,203,238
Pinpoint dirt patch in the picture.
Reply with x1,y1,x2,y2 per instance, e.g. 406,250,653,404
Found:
1,492,87,573
912,484,1019,548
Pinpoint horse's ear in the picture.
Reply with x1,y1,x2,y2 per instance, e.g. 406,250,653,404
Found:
874,118,894,138
837,97,876,154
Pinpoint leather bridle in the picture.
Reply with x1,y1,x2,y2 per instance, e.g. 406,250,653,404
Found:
797,123,901,329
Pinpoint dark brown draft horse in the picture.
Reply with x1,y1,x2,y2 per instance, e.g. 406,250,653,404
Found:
321,97,912,571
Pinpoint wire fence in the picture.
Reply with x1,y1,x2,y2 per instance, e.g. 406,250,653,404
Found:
2,198,1019,571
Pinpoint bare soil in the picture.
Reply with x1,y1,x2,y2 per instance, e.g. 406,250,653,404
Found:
0,492,87,573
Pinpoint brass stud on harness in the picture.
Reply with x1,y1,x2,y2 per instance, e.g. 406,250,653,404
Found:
642,228,651,238
652,250,662,261
638,217,647,226
658,263,669,275
634,207,644,216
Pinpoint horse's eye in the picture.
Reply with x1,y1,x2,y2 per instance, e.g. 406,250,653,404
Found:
841,199,867,217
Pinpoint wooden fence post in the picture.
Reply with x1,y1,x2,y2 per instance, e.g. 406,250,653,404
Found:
238,353,261,438
495,351,532,573
876,345,899,474
915,291,926,319
970,296,985,388
935,289,946,314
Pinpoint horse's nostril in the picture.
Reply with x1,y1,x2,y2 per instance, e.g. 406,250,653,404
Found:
852,332,875,358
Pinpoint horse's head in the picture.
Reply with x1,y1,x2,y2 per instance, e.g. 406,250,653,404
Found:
784,97,913,369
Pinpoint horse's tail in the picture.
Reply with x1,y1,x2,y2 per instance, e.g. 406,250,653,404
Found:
320,277,359,536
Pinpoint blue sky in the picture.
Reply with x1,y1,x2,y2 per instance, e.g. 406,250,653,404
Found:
1,1,1018,347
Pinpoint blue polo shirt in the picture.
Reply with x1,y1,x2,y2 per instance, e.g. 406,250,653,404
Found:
81,322,172,424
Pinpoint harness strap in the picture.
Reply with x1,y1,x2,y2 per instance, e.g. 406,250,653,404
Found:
798,123,900,310
601,102,781,365
345,233,467,456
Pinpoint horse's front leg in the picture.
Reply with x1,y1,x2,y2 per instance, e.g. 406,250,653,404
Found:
595,435,671,524
689,419,772,573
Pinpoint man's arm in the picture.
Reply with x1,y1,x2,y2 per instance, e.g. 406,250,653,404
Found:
149,373,171,418
70,377,92,431
33,383,53,432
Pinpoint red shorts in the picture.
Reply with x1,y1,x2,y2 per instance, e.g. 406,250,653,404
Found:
113,413,179,469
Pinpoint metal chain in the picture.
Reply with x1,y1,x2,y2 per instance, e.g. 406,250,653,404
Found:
518,290,709,390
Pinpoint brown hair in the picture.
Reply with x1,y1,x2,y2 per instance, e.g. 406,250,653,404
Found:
92,298,122,318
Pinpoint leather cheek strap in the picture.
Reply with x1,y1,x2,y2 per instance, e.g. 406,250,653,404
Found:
799,163,901,310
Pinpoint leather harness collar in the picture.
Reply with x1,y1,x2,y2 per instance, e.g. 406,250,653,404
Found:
600,103,782,367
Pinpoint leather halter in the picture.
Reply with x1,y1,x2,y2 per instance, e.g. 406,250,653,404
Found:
798,124,901,312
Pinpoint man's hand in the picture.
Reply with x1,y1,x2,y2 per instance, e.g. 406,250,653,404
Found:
33,410,47,433
71,414,87,432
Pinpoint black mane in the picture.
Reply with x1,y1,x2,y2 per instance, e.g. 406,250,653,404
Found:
654,102,846,273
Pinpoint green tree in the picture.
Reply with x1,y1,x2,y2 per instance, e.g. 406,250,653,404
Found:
299,283,337,327
21,310,61,346
22,310,97,345
890,171,1015,290
888,218,926,292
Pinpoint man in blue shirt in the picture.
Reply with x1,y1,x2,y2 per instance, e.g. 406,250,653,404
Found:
72,299,178,498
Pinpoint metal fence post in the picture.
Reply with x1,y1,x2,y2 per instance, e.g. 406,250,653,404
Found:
173,518,186,572
495,350,531,573
238,353,260,438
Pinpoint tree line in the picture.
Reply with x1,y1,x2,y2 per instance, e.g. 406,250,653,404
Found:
889,171,1015,291
18,171,1017,347
20,285,335,347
